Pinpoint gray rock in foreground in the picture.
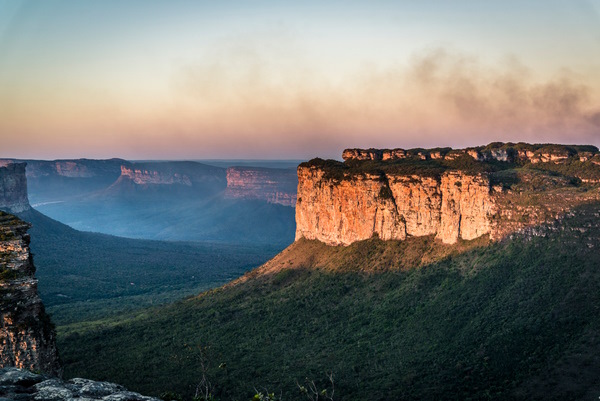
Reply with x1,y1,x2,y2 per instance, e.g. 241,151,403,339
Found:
0,368,161,401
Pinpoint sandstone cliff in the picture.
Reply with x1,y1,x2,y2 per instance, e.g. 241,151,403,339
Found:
296,167,495,245
296,143,600,246
0,163,30,213
4,159,125,179
0,212,60,375
225,167,298,207
120,165,193,186
114,162,226,187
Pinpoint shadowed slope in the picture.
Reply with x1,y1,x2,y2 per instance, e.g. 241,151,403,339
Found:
59,203,600,400
16,208,281,326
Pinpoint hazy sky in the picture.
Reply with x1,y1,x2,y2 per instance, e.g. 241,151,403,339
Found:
1,0,599,159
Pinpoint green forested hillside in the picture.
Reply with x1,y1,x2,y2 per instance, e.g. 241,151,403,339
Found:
58,203,600,401
17,209,281,325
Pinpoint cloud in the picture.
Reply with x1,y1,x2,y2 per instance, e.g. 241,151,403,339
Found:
169,44,600,153
3,37,598,159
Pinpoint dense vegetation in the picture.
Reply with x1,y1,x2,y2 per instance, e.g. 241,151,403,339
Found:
17,209,283,326
59,203,600,400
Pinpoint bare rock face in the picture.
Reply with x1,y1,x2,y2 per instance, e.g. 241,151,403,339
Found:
50,161,94,178
120,166,193,186
114,162,226,190
0,213,60,376
437,172,495,243
225,167,298,207
296,166,495,245
387,175,441,237
342,143,599,166
0,163,30,213
0,368,161,401
295,168,405,245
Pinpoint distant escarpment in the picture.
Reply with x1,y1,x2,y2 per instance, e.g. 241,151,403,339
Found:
0,212,60,375
296,143,600,246
117,162,226,187
0,163,30,213
225,166,298,207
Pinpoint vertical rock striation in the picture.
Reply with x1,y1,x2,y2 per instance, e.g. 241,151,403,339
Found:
0,212,60,375
295,165,496,245
437,172,495,243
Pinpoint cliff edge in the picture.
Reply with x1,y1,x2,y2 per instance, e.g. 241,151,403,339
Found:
0,212,60,375
225,166,298,207
296,143,600,246
0,163,30,213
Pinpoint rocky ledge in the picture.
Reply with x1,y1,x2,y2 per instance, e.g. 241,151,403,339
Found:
0,367,161,401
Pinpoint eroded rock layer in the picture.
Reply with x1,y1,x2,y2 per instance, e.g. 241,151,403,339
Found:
341,143,599,164
225,167,298,207
120,165,193,186
0,163,30,213
0,213,60,375
296,167,495,245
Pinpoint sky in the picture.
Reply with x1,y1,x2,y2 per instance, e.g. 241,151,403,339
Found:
1,0,599,160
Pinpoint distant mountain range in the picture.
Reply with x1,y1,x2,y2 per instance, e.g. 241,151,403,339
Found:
1,158,298,245
0,161,285,326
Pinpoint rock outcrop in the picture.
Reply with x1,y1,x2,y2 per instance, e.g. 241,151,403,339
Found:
0,212,60,375
0,367,161,401
341,143,599,165
0,163,30,213
225,167,298,207
296,143,600,246
120,166,193,186
296,167,495,245
9,159,125,179
115,162,226,187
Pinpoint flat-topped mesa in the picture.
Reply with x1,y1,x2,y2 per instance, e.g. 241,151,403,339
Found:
0,212,61,375
296,143,600,246
225,167,298,207
0,163,30,213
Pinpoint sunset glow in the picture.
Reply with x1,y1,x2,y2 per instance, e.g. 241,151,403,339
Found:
1,0,599,159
